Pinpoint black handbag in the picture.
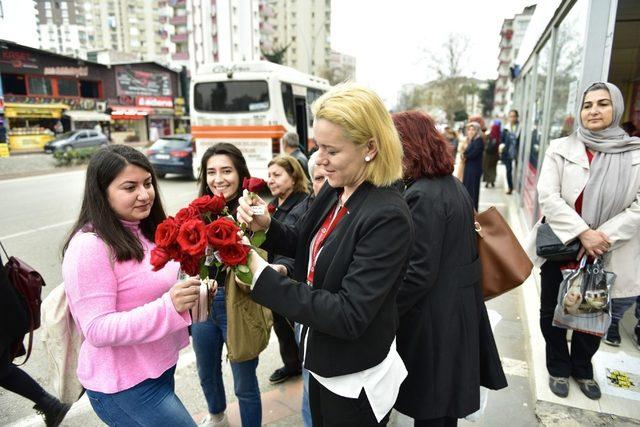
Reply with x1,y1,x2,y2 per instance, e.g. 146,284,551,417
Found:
536,218,580,261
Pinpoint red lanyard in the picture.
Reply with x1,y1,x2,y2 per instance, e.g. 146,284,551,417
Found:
307,203,348,284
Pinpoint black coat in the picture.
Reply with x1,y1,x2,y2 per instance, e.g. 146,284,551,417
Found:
271,193,313,275
463,136,484,210
251,181,413,377
395,176,507,420
0,262,29,354
268,191,308,269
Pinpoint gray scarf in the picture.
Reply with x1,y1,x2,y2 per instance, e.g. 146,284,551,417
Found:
578,82,640,228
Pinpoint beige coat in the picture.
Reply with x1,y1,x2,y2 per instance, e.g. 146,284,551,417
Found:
525,135,640,298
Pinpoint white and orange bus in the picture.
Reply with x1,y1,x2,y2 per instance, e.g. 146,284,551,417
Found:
189,61,331,179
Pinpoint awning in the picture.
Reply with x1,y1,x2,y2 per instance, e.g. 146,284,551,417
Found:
111,106,153,120
4,103,69,119
65,110,113,122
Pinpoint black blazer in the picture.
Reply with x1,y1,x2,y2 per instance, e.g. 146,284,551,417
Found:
268,191,308,267
394,176,507,419
251,181,413,377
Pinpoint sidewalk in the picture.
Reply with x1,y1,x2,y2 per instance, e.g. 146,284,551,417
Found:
497,165,640,425
0,142,149,180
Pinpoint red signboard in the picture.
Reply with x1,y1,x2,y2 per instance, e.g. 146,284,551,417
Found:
136,96,174,108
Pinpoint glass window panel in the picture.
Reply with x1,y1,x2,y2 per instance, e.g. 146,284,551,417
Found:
57,78,78,96
28,76,53,95
547,1,588,141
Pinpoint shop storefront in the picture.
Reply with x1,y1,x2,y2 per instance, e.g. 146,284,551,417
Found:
4,102,68,152
511,0,637,227
110,106,152,144
0,40,114,153
109,62,182,143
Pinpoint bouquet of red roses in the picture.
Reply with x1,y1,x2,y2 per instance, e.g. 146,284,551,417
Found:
150,178,268,321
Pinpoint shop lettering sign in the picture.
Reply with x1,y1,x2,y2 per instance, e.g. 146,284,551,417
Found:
0,50,39,70
43,66,89,77
136,96,173,108
116,67,172,97
3,95,97,111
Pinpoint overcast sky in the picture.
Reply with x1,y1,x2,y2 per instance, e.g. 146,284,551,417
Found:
331,0,537,107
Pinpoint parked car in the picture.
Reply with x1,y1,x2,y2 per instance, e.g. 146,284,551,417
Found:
44,130,108,153
146,134,195,179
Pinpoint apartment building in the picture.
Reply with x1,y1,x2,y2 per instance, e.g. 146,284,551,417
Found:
259,0,331,77
35,0,92,57
493,5,535,119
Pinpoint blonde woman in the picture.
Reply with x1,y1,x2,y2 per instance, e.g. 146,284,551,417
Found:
238,84,413,426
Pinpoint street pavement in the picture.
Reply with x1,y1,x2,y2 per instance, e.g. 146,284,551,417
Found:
0,166,541,426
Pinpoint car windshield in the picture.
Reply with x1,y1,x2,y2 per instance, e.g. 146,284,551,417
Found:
150,138,191,150
194,80,269,112
54,131,79,141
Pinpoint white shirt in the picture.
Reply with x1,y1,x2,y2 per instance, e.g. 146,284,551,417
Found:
251,225,408,422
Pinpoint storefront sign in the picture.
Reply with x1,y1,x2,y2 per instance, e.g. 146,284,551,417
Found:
43,66,89,77
4,95,96,111
116,67,172,97
136,96,173,108
5,105,65,119
0,50,39,70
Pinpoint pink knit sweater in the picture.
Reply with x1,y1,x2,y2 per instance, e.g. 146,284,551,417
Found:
62,221,191,393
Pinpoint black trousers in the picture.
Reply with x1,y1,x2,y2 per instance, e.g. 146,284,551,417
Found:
272,311,301,372
0,347,48,406
309,375,390,426
539,261,601,379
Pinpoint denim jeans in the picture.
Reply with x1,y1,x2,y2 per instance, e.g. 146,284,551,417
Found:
85,366,195,426
295,322,312,427
191,291,261,427
610,296,640,323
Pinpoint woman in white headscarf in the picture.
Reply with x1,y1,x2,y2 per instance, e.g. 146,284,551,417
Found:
528,82,640,401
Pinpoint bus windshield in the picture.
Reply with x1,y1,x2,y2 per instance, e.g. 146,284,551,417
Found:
194,80,269,112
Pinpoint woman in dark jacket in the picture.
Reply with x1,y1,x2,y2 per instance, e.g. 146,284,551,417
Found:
392,111,507,427
266,154,310,384
482,122,501,188
237,84,413,426
462,122,485,210
0,261,71,426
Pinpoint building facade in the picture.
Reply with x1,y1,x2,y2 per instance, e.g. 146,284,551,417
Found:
329,49,356,84
493,5,535,119
260,0,331,77
511,0,640,227
35,0,172,62
168,0,260,75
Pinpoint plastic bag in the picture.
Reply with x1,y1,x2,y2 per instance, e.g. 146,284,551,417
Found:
553,256,616,337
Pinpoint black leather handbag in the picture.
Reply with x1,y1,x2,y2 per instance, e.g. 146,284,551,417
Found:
536,218,580,261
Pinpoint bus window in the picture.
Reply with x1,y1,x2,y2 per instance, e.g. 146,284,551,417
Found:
281,83,296,126
194,81,269,112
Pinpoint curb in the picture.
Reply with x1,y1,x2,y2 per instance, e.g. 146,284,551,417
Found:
0,165,87,181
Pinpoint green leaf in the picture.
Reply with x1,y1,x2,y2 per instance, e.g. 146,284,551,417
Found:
237,264,250,273
235,268,253,285
199,263,209,280
250,230,266,248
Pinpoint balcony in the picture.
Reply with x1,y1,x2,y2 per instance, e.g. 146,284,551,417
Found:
172,51,189,60
171,33,188,43
173,0,186,7
159,15,167,24
171,15,187,25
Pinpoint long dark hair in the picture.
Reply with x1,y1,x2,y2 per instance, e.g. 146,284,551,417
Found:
62,145,167,262
198,143,251,203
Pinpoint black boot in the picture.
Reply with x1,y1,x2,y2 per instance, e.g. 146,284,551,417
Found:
604,321,621,346
33,393,72,427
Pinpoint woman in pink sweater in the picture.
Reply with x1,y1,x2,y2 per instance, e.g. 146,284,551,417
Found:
62,145,201,426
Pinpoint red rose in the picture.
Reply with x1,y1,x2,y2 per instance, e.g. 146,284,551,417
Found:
180,254,201,276
267,203,276,214
207,194,226,214
242,177,267,193
190,195,213,212
155,217,179,247
150,246,171,271
218,243,250,266
206,217,240,249
175,206,199,224
176,219,207,256
165,242,182,261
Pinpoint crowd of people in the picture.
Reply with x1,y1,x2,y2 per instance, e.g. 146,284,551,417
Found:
2,80,640,427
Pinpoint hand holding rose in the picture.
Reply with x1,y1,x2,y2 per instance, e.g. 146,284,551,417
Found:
237,189,271,232
169,277,202,313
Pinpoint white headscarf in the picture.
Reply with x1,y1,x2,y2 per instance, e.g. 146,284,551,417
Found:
579,82,640,228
